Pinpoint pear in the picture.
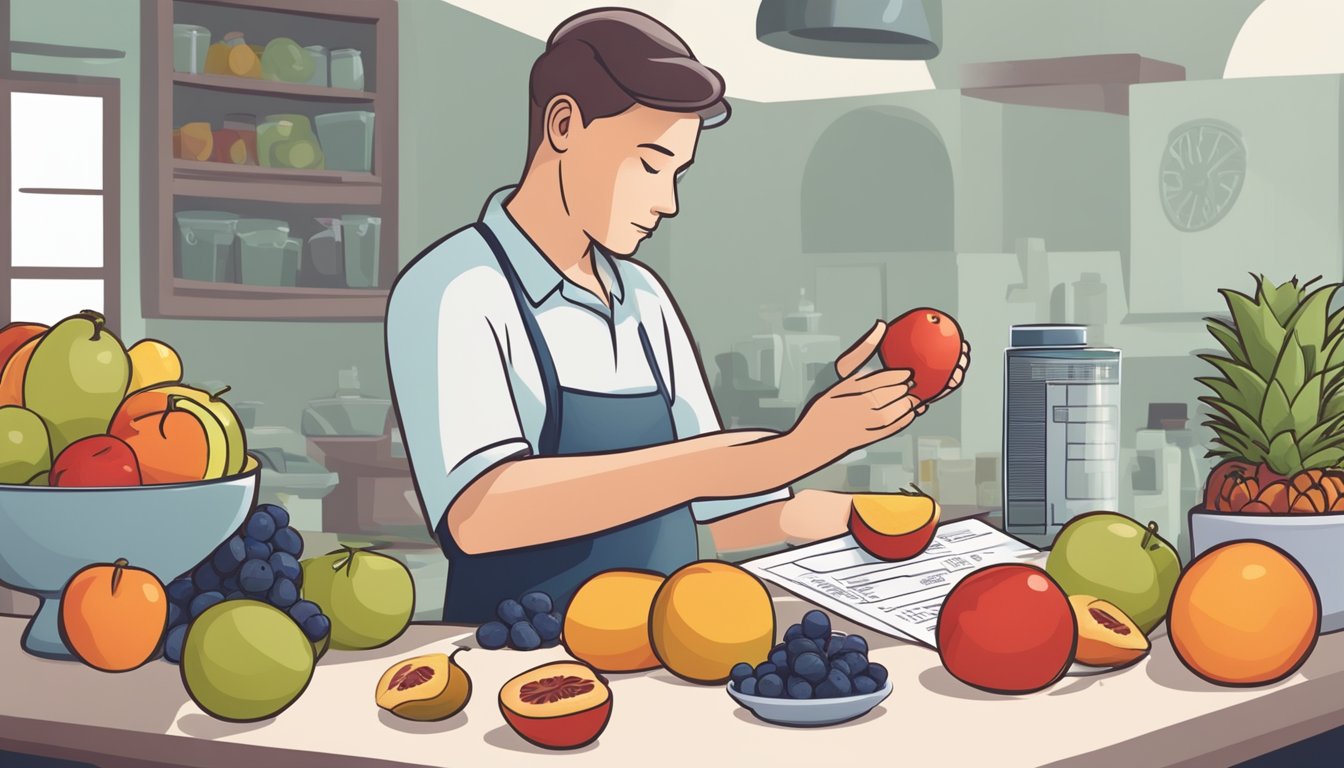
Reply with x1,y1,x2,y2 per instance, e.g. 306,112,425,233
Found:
24,311,129,456
0,406,51,484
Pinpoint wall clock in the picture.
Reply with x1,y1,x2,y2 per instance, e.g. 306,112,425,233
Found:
1159,119,1247,232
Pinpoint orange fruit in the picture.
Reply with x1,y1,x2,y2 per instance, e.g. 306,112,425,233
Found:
1168,541,1319,686
648,561,775,684
563,570,664,673
60,558,168,671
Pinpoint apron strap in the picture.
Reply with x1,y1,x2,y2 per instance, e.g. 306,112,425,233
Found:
474,222,563,454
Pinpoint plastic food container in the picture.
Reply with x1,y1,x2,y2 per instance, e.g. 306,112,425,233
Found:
304,45,329,87
172,25,210,74
175,211,237,282
236,219,295,286
303,218,345,287
330,48,365,90
315,111,374,172
258,114,324,169
341,214,381,288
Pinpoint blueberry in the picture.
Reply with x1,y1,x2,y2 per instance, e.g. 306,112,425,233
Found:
246,512,276,542
842,634,869,656
166,578,195,606
783,624,803,643
220,574,239,593
793,652,827,684
244,537,271,562
840,651,868,676
541,637,561,648
731,662,755,684
192,563,221,593
786,637,818,666
189,591,224,618
239,558,275,594
476,621,509,649
770,648,788,668
787,675,814,699
802,610,831,640
258,503,290,530
167,602,184,628
164,624,187,664
268,577,298,608
497,599,527,626
302,613,331,642
288,599,320,626
754,661,777,679
520,591,553,617
814,680,840,698
271,527,304,558
866,662,888,687
738,677,758,696
853,674,879,695
531,611,562,641
225,591,246,600
757,673,784,698
825,668,852,697
509,621,542,651
269,552,302,583
212,535,246,576
831,658,852,677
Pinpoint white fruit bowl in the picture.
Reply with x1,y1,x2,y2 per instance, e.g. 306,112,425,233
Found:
1189,508,1344,633
0,464,258,659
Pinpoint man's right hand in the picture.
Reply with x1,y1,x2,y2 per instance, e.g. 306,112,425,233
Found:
787,320,922,464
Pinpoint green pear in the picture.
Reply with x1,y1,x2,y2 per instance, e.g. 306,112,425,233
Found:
0,406,51,484
301,547,414,650
1045,512,1181,634
25,311,129,457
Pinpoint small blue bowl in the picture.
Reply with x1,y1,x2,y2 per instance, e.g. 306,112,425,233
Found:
0,465,258,659
727,679,893,727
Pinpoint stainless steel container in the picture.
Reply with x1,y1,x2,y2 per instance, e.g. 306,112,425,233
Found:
1003,325,1121,546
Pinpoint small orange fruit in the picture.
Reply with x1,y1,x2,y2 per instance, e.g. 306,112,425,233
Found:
1168,541,1319,686
60,558,168,671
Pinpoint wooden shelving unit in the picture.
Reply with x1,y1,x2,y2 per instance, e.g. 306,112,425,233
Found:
142,0,398,320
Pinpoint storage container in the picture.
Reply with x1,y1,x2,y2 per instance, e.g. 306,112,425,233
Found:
330,48,365,90
315,111,374,172
303,218,345,287
175,211,237,282
304,45,329,87
341,214,381,288
236,219,297,286
172,25,210,74
258,114,324,169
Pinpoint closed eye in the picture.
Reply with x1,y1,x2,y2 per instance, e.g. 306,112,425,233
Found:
641,159,660,175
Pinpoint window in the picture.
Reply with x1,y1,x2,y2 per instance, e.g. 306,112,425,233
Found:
1,76,119,328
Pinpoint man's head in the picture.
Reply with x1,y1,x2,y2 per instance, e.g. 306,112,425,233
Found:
524,9,729,256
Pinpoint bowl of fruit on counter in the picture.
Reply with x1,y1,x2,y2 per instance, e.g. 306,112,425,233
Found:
0,312,259,659
727,610,892,727
1190,274,1344,634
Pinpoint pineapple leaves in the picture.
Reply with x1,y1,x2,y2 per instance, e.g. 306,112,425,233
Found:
1199,396,1271,451
1290,370,1323,435
1303,447,1344,470
1259,380,1295,438
1221,288,1286,376
1261,275,1303,328
1266,431,1304,477
1205,319,1248,366
1197,355,1266,415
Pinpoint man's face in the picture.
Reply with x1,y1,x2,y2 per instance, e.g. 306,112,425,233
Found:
563,104,700,256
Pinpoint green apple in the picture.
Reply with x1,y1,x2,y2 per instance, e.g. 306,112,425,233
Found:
1045,512,1180,634
0,406,51,484
301,547,413,650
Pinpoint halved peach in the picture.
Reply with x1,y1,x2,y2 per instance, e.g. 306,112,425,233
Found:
849,488,941,561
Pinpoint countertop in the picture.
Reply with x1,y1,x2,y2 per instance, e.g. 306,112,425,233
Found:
2,590,1343,768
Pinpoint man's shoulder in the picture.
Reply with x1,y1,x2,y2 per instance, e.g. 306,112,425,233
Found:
388,224,510,311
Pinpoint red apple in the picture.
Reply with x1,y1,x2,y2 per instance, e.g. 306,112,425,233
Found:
879,308,963,401
50,435,142,487
936,563,1076,694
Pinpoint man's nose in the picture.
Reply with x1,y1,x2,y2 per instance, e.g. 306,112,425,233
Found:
652,180,678,218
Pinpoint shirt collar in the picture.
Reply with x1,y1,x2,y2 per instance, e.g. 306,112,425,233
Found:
480,186,625,308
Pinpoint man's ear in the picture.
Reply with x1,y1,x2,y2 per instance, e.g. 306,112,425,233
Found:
546,95,580,154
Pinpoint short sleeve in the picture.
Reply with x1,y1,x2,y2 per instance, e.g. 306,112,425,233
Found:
387,259,532,535
634,264,794,523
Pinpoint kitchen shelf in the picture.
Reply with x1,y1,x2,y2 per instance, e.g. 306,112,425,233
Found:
142,0,398,321
172,72,376,103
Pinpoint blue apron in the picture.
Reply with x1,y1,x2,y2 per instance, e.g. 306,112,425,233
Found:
434,222,698,623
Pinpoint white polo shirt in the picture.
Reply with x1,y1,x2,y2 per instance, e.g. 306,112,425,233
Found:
386,186,792,535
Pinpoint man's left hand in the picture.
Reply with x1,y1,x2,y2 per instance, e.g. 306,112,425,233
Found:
779,488,853,545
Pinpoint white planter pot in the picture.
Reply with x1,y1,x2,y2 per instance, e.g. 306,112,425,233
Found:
1189,509,1344,633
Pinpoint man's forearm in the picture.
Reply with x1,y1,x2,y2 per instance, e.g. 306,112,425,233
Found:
448,429,821,554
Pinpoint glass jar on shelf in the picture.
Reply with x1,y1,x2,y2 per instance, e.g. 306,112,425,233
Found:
258,114,325,170
330,48,365,90
205,31,261,79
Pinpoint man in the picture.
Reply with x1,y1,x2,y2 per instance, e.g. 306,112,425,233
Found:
386,8,968,623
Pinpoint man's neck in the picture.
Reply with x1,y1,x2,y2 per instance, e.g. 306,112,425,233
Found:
505,160,598,284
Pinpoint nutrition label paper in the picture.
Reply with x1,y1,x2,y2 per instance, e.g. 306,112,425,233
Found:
742,519,1040,648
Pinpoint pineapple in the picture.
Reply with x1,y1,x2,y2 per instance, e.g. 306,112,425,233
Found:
1198,274,1344,514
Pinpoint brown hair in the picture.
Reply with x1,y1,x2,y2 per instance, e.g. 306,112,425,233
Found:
526,8,729,161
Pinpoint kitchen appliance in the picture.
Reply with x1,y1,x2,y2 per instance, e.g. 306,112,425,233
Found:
174,210,237,282
301,367,392,437
1003,325,1121,547
247,422,339,533
756,0,941,59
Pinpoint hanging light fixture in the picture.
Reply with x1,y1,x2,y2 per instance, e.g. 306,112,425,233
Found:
756,0,941,60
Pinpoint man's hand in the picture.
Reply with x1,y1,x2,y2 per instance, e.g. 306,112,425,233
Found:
778,489,852,545
835,319,886,378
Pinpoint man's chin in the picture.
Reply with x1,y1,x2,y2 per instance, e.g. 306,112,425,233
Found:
599,237,643,258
